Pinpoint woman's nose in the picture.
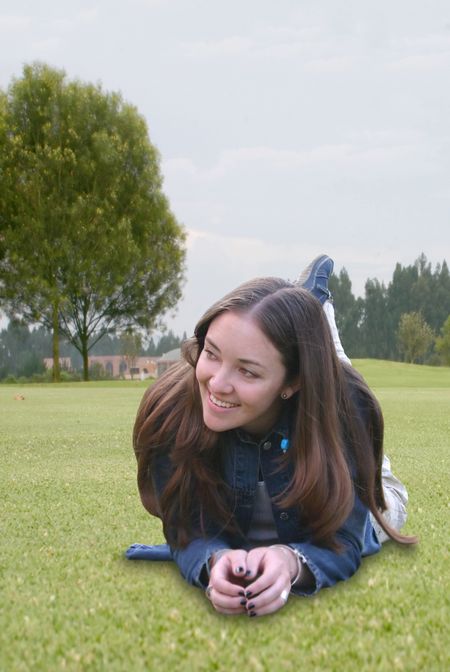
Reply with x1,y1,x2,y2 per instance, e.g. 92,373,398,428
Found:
209,370,234,395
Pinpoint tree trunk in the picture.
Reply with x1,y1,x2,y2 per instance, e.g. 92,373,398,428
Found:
52,299,61,382
82,334,89,381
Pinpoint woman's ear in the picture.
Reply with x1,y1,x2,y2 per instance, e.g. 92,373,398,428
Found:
281,379,301,400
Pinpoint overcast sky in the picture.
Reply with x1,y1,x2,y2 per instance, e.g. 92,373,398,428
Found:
1,0,449,336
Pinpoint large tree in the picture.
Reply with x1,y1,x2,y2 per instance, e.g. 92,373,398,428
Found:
0,63,185,380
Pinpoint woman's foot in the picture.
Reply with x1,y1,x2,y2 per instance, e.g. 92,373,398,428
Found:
294,254,334,305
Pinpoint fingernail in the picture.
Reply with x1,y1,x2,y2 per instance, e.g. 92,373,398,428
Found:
245,591,252,598
240,599,247,606
235,566,244,574
238,590,245,597
249,611,257,617
247,602,255,610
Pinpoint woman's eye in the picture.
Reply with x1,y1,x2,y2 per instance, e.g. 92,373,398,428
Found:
204,349,217,360
240,368,257,379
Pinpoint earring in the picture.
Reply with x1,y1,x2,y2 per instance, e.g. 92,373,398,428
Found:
281,392,288,400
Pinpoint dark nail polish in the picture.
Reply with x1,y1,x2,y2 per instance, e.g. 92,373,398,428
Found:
240,599,247,606
235,566,244,573
245,591,252,598
249,611,257,617
238,590,245,597
247,603,255,610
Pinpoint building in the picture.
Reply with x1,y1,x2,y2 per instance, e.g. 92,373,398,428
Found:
43,351,180,379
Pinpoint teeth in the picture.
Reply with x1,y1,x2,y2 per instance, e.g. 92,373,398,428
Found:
209,393,239,409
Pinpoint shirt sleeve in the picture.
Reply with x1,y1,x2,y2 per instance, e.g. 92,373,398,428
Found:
288,494,381,596
170,537,231,588
151,450,231,588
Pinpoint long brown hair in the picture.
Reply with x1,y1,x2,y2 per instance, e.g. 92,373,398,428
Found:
133,277,417,549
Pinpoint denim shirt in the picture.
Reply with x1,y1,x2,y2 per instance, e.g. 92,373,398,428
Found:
160,411,381,597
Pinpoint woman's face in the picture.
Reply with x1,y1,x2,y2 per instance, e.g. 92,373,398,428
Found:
195,310,295,437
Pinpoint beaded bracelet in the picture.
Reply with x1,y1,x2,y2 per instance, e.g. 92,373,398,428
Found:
269,544,303,586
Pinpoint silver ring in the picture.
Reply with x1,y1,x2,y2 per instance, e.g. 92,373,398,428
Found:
280,589,289,603
206,585,213,600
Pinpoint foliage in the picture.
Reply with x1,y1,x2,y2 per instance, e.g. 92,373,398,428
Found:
87,361,111,381
1,364,449,670
328,268,364,357
145,329,186,356
0,321,47,379
0,321,189,379
119,331,142,379
329,254,449,364
435,315,450,365
0,63,185,382
397,312,434,364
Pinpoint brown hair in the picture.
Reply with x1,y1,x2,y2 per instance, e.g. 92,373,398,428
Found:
133,277,417,549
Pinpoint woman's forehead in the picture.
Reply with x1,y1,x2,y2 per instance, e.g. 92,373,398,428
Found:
206,311,283,363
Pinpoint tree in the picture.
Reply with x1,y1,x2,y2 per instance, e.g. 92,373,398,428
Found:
435,315,450,365
329,268,364,357
0,63,185,381
155,329,182,356
360,279,390,359
119,330,143,379
397,312,434,364
0,321,47,379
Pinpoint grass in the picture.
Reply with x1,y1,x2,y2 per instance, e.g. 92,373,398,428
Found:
1,362,449,672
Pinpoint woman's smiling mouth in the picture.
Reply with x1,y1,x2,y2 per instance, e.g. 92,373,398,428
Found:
208,392,240,409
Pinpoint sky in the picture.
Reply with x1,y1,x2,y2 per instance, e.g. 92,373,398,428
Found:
1,0,449,337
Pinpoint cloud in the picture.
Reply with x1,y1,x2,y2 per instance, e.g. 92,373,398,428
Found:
0,13,31,30
181,36,254,58
388,33,450,70
164,137,440,188
31,37,62,52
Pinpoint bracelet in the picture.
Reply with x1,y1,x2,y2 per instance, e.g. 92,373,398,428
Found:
269,544,303,586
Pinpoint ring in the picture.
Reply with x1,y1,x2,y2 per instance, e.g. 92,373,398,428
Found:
206,585,213,600
280,589,289,603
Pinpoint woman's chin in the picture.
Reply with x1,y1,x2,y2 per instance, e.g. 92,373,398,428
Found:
202,409,239,433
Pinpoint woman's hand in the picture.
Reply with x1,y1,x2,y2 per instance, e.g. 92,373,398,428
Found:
206,549,249,615
242,546,298,617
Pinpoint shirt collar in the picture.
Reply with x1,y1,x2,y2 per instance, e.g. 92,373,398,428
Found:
234,407,291,446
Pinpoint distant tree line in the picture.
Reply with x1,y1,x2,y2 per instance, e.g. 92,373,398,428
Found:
330,253,450,364
0,324,186,381
1,253,449,381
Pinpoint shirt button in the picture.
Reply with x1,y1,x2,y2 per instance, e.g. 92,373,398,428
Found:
262,441,271,451
279,512,289,520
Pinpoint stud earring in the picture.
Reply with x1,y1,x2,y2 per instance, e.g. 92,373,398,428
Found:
281,392,288,400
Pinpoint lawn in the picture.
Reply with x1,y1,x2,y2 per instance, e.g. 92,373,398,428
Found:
1,362,449,672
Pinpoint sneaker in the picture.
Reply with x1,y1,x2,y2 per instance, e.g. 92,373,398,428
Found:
293,254,334,305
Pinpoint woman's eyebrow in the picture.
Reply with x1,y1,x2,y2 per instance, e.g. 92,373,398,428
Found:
204,337,266,370
204,336,220,351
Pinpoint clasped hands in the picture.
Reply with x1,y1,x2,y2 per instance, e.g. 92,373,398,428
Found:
206,546,299,617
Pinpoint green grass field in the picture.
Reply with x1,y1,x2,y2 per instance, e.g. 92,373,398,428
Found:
1,361,449,672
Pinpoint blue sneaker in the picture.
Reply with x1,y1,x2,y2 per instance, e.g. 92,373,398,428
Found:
294,254,334,305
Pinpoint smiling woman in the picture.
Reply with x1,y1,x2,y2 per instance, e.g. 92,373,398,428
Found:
196,311,294,436
130,255,416,618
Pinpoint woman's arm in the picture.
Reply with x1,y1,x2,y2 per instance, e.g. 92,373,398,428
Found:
287,494,380,596
151,451,232,588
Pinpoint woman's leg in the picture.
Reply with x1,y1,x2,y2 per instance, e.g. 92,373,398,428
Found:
370,456,408,542
322,300,352,366
294,254,351,364
297,254,408,541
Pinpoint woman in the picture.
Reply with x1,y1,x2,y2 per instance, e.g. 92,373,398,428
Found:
130,255,416,617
